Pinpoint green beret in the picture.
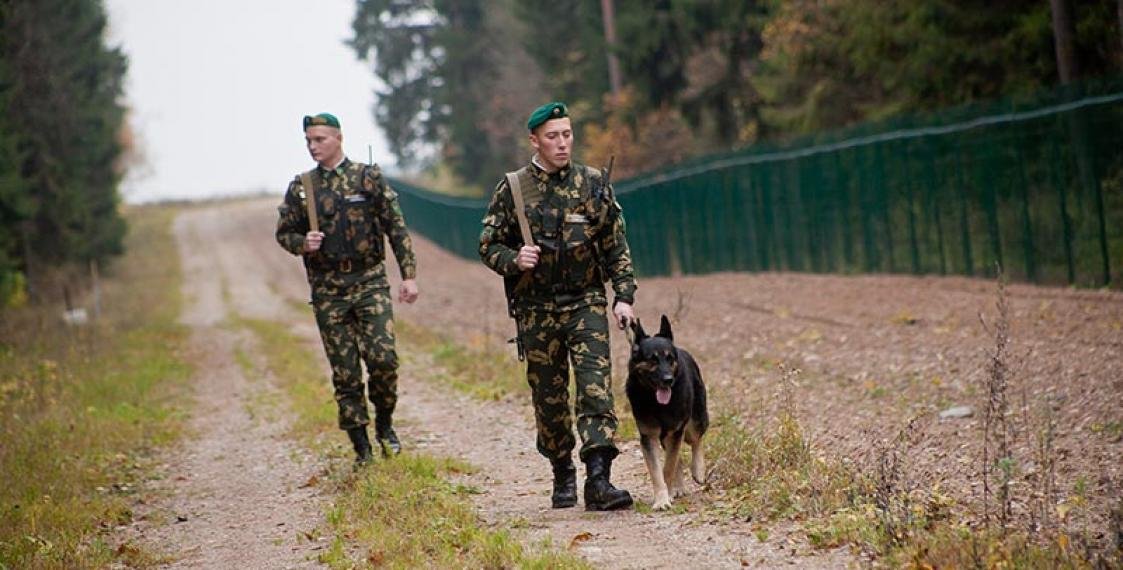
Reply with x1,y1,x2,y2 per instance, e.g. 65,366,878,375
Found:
527,102,568,131
302,113,340,130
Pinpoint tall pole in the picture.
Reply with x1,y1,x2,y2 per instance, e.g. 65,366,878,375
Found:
1118,0,1123,62
601,0,623,95
1049,0,1078,83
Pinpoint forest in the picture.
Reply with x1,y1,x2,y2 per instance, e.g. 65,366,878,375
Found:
0,0,132,305
349,0,1123,192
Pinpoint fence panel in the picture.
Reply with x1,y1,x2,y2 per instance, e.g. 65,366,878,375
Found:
389,77,1123,288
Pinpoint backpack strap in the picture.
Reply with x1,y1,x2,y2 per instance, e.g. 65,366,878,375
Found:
505,168,534,247
300,169,319,233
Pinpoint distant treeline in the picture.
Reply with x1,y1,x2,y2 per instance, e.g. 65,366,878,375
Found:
0,0,130,304
349,0,1123,191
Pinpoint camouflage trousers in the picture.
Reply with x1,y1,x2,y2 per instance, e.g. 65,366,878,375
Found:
312,284,398,431
516,302,619,462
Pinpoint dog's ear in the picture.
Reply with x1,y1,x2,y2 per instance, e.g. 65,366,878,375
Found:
631,318,647,342
657,314,673,341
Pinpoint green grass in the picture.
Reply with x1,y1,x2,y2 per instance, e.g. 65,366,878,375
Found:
0,206,192,569
317,455,588,569
237,317,337,441
397,320,528,402
241,316,586,568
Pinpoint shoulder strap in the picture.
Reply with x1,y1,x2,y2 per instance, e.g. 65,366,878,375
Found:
300,169,319,232
505,168,534,247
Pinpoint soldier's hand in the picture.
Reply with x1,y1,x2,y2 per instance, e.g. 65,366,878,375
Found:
303,231,325,253
516,245,540,271
613,301,635,330
399,278,419,304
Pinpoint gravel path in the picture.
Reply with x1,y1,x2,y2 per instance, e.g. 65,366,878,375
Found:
119,207,325,568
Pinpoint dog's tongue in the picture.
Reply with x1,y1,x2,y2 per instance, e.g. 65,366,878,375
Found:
656,386,672,405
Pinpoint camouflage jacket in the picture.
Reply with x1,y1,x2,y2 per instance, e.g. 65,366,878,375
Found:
276,158,416,291
479,159,637,310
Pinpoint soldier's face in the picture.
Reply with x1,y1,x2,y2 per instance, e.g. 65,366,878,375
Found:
305,126,343,167
529,118,573,172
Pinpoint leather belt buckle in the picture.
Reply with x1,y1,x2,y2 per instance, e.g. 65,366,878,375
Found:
339,259,353,273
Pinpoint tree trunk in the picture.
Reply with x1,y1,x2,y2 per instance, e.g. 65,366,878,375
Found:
600,0,623,95
1049,0,1078,83
1118,0,1123,63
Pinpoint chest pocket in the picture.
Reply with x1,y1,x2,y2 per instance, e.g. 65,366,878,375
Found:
346,192,384,257
562,198,599,251
320,189,384,261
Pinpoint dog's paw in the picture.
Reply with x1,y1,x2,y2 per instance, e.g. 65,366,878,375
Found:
671,485,688,498
652,493,672,511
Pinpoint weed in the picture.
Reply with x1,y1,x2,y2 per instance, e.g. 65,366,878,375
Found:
979,268,1014,532
707,363,854,525
0,206,191,568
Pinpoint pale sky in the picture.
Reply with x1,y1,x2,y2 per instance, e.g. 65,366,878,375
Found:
105,0,392,203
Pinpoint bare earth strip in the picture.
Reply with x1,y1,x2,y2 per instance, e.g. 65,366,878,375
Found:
119,207,324,569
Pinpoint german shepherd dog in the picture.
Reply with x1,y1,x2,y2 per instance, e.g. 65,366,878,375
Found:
626,315,709,510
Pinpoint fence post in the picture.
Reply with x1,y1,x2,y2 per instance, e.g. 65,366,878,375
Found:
954,150,975,276
1014,145,1038,283
1048,137,1076,284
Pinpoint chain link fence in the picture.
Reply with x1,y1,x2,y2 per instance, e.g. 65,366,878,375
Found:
391,76,1123,288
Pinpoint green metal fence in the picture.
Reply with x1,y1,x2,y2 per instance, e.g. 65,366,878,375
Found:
391,77,1123,287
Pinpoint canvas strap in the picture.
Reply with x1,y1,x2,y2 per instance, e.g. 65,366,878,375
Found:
300,170,319,233
505,169,534,247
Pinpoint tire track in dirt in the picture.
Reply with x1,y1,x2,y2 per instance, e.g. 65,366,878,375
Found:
191,198,850,568
119,207,325,569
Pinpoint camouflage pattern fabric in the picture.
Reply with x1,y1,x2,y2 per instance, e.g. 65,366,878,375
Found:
314,284,398,429
276,158,415,430
479,160,635,307
479,159,638,461
519,303,618,461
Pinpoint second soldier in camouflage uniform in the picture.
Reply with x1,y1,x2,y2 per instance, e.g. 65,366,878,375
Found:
479,102,636,511
277,113,419,464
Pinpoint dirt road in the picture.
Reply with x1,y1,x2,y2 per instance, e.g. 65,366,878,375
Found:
127,196,1122,567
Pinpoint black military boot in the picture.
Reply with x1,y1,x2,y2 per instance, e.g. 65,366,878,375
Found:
374,415,401,457
583,449,633,511
346,426,373,465
550,456,578,508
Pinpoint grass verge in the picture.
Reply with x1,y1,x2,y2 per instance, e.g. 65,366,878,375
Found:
0,206,192,569
395,319,640,442
396,320,527,402
240,315,587,568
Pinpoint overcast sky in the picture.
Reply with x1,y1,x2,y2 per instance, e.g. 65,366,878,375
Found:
105,0,391,203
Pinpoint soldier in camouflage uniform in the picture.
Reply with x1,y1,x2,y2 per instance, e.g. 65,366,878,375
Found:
276,113,419,464
479,102,636,511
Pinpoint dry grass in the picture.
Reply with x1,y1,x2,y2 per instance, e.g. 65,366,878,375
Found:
0,206,192,568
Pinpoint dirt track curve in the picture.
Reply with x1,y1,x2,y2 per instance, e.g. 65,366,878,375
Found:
125,196,1121,568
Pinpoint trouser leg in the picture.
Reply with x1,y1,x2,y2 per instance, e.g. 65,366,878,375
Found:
519,307,575,461
564,304,619,461
355,287,398,419
314,296,368,430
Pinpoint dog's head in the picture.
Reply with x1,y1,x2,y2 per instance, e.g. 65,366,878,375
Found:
629,314,679,406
